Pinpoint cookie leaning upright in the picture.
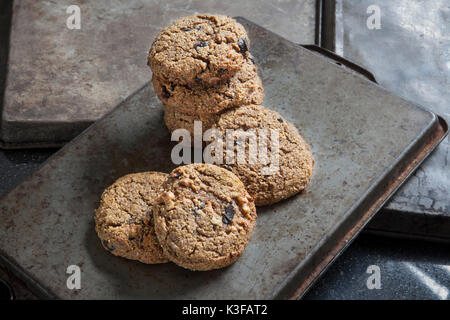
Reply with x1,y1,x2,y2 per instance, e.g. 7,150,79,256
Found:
154,163,257,271
95,172,169,264
148,14,250,86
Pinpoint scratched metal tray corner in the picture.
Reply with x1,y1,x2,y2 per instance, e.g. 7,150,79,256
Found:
0,18,447,299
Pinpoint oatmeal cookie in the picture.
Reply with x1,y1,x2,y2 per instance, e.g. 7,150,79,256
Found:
154,163,257,271
148,14,250,86
212,105,314,206
95,172,169,264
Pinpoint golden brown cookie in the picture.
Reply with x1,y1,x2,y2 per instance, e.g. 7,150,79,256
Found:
211,105,314,206
148,14,250,86
163,103,219,137
95,172,169,264
154,164,257,271
152,59,264,116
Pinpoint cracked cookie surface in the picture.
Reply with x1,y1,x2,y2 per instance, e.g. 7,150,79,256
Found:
212,105,315,206
153,59,264,116
95,172,169,264
154,163,257,271
148,14,250,86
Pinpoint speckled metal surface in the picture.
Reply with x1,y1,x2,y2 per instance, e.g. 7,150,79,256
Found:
1,0,316,146
330,0,450,239
0,19,441,299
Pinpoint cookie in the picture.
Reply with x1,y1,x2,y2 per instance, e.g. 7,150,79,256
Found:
163,103,218,137
154,163,257,271
148,14,250,86
95,172,169,264
152,59,264,116
211,105,314,206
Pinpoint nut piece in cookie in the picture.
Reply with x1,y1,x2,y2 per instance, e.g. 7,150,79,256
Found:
152,59,264,116
212,105,314,206
154,163,257,271
148,14,250,86
94,172,169,264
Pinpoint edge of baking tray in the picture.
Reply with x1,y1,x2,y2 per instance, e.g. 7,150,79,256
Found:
366,204,450,243
0,251,56,299
0,120,92,150
277,114,448,299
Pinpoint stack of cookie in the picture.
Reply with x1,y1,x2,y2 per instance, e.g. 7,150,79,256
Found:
94,14,315,272
148,14,264,136
148,14,314,206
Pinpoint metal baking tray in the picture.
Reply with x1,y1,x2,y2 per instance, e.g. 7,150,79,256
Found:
0,18,446,299
0,0,317,148
319,0,450,241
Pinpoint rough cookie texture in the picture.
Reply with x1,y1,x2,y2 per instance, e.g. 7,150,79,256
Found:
212,105,314,206
148,14,250,86
152,59,264,116
154,163,257,271
163,103,219,137
95,172,169,264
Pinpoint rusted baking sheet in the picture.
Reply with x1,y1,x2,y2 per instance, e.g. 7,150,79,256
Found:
0,0,316,148
0,19,446,299
320,0,450,240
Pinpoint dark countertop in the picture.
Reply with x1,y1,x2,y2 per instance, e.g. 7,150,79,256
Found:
305,234,450,300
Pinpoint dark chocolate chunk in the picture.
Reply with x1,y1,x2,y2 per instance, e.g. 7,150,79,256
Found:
277,118,284,123
181,27,193,32
248,56,256,64
103,240,115,251
195,76,203,84
218,68,227,76
161,85,171,99
222,203,235,225
238,38,248,55
194,40,209,50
